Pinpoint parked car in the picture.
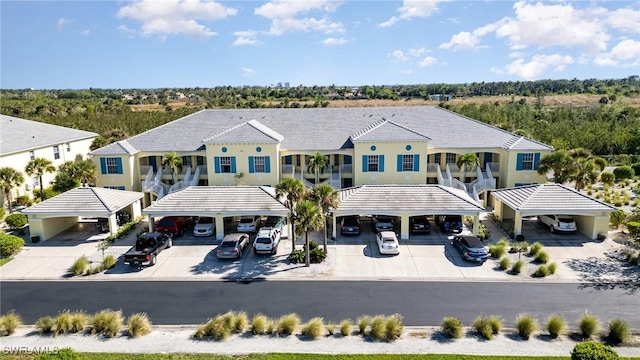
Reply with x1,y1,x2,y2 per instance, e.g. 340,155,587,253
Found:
410,216,431,234
216,233,250,259
372,216,395,233
253,227,281,255
156,216,195,237
435,215,463,233
340,216,361,235
261,216,286,233
193,216,215,237
538,215,577,233
376,231,400,255
450,234,489,262
123,232,172,267
237,216,261,233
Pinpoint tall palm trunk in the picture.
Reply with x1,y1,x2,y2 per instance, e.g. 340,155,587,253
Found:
323,216,328,253
290,210,296,254
5,190,12,213
38,176,44,201
305,231,310,267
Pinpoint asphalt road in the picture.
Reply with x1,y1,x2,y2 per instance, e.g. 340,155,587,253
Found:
2,280,638,327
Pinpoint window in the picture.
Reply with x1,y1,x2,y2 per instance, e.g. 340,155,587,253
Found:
397,154,419,172
368,155,379,172
53,145,60,160
106,158,119,173
104,186,125,190
445,153,456,164
220,157,231,173
434,153,441,164
214,156,236,173
249,156,270,173
196,156,205,166
181,156,192,167
402,155,414,171
521,153,534,170
66,143,71,152
254,156,265,173
362,155,384,173
29,151,35,160
516,152,540,171
100,157,123,174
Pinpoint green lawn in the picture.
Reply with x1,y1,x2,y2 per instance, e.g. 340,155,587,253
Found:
0,257,13,266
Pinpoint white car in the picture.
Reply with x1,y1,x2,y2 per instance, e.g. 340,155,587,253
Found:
193,217,215,237
253,227,281,255
376,231,400,255
237,216,261,233
538,215,577,233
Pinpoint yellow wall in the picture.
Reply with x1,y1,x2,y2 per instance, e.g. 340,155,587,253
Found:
27,216,78,241
575,215,610,240
205,143,280,186
93,155,135,190
354,141,428,186
504,150,551,188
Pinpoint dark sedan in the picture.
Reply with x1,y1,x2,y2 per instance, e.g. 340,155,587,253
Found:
450,235,489,263
410,216,431,234
340,216,361,235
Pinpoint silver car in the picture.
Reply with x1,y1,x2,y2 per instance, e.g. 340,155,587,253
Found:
216,233,250,259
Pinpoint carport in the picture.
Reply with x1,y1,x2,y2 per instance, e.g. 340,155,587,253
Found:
22,187,143,241
491,184,616,240
331,185,484,239
142,186,290,240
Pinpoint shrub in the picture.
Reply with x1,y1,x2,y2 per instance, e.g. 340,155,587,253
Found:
35,316,55,334
54,311,87,335
85,265,101,275
35,348,80,360
0,234,25,257
54,311,73,336
546,314,566,338
488,244,506,258
0,311,22,336
548,262,557,274
251,314,268,335
91,309,123,337
71,256,88,276
533,265,550,277
510,241,529,254
607,318,631,345
600,171,615,185
385,314,403,341
126,313,152,338
511,260,524,274
534,250,550,264
473,316,494,340
287,249,305,264
234,311,248,334
277,313,299,336
627,221,640,239
357,316,370,335
310,247,327,263
529,242,544,256
0,207,5,220
102,255,117,270
578,312,601,339
499,257,510,270
489,315,502,335
478,223,490,240
301,317,324,339
5,213,27,228
194,312,236,340
571,341,619,360
515,313,538,339
369,315,386,340
631,163,640,178
326,323,335,336
594,157,608,171
613,166,634,180
340,319,352,336
441,317,463,339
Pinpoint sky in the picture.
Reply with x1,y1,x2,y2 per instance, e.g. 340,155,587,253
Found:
1,0,639,89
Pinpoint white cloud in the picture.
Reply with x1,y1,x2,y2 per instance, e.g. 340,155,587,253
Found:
57,18,73,30
408,47,427,57
117,0,237,39
379,0,446,27
81,29,90,36
509,51,526,59
233,31,262,46
493,54,574,80
390,50,408,61
242,68,256,77
322,37,348,45
606,8,640,34
418,56,437,67
439,31,479,50
117,25,137,39
255,0,344,35
594,39,640,67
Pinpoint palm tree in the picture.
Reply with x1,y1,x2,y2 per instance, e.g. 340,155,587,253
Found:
572,158,600,190
74,160,97,186
293,200,324,267
307,152,327,184
162,152,183,185
456,153,480,182
537,149,575,184
311,183,339,253
25,158,56,201
275,177,306,254
0,167,25,213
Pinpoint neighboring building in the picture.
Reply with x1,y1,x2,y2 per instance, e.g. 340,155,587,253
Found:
429,94,453,101
90,106,552,208
0,115,98,203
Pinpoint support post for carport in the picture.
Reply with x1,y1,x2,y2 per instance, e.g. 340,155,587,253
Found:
148,216,155,232
473,216,480,236
400,214,409,240
108,213,118,235
331,213,337,240
215,215,225,241
514,212,523,236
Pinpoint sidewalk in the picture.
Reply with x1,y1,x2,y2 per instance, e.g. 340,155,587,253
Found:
3,325,640,357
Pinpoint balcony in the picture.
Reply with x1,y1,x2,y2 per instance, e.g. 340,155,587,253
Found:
487,162,500,172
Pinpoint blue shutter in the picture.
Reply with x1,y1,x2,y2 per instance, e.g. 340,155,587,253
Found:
413,154,420,172
516,153,523,171
117,186,125,190
265,156,271,173
214,157,221,173
115,158,123,174
100,158,107,174
230,157,237,173
248,156,255,173
362,155,368,172
149,156,157,171
397,155,403,172
379,155,385,172
533,153,541,170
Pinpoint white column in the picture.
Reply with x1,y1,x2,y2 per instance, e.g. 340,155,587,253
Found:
131,201,142,219
514,211,523,236
148,216,155,232
108,214,118,235
331,213,337,239
215,215,225,240
400,214,409,240
473,216,480,236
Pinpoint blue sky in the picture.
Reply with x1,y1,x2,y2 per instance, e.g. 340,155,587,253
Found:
1,0,639,89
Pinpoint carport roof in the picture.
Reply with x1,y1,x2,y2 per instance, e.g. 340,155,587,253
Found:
142,186,289,217
22,187,143,217
332,184,484,215
491,184,616,216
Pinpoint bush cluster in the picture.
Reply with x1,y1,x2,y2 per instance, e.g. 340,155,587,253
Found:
515,313,538,339
473,315,502,340
0,233,25,257
4,213,27,229
607,318,631,345
579,312,601,339
288,241,327,264
571,341,619,360
440,317,463,339
91,309,123,337
71,256,88,276
301,317,324,339
546,314,567,338
0,311,22,336
53,311,88,336
127,313,152,338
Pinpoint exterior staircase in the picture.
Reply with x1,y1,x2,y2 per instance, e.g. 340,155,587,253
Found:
437,163,496,204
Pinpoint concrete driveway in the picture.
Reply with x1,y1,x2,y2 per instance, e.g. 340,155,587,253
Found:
1,215,635,284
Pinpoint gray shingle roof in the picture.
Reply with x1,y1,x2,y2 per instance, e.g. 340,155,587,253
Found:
142,186,289,216
1,115,97,156
333,184,483,215
204,119,284,144
491,184,616,215
90,106,552,155
350,119,431,143
22,187,143,216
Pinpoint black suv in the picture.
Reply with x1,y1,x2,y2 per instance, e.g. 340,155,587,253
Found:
340,216,361,235
436,215,463,233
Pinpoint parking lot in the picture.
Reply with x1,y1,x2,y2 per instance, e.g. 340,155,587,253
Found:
1,213,633,283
